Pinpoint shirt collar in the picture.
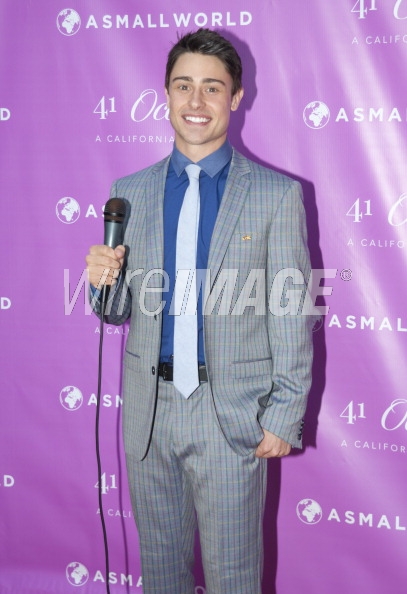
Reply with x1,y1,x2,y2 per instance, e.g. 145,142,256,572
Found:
171,140,233,178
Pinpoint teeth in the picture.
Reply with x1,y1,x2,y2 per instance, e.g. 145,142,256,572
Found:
184,116,210,123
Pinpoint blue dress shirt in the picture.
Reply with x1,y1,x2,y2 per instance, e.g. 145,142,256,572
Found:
159,140,232,365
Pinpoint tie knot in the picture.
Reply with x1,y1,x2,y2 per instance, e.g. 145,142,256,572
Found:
185,163,201,181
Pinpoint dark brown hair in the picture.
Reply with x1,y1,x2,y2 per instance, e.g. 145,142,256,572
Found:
165,28,243,96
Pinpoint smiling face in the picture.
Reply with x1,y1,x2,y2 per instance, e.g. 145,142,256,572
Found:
165,52,244,161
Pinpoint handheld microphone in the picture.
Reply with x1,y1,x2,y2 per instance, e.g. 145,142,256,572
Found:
101,198,126,310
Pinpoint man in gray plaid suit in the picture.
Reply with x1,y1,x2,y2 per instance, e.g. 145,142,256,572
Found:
86,28,315,594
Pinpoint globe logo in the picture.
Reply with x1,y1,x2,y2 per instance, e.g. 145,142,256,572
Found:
57,9,81,36
56,197,80,224
312,317,324,333
60,386,84,411
66,562,89,586
296,498,323,525
303,101,330,129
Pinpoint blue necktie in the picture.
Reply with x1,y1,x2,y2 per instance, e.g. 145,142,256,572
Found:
173,164,201,398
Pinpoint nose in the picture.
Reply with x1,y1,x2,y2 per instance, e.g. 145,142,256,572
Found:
188,87,204,110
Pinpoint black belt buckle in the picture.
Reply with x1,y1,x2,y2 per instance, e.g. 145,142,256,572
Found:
160,362,173,381
198,365,208,382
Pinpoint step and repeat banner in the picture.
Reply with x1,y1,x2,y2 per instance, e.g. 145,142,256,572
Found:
1,1,406,592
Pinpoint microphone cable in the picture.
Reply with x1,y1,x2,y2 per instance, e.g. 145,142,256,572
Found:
95,290,111,594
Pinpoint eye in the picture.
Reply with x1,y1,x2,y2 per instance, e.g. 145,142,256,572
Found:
178,84,189,91
207,87,219,93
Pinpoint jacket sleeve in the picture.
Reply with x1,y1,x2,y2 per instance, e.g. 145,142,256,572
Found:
260,179,318,448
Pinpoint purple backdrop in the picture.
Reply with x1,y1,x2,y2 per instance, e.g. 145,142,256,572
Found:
1,1,407,592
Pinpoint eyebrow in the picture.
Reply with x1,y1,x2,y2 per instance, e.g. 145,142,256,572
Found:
171,76,226,87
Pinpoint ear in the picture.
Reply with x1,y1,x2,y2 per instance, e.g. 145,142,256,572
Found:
231,88,244,112
164,87,170,108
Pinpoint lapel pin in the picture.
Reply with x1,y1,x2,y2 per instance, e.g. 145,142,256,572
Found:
242,234,252,241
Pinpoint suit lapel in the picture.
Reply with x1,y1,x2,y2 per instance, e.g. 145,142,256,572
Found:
145,157,170,273
207,151,251,290
143,151,251,294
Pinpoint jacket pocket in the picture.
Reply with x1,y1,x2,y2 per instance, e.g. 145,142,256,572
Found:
231,357,272,380
124,349,141,373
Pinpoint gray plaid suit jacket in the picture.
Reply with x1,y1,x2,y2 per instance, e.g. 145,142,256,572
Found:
102,149,315,460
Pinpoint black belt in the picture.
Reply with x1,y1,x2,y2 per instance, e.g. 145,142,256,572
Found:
158,362,208,382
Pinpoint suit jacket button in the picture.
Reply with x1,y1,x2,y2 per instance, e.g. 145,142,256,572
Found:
152,366,155,375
